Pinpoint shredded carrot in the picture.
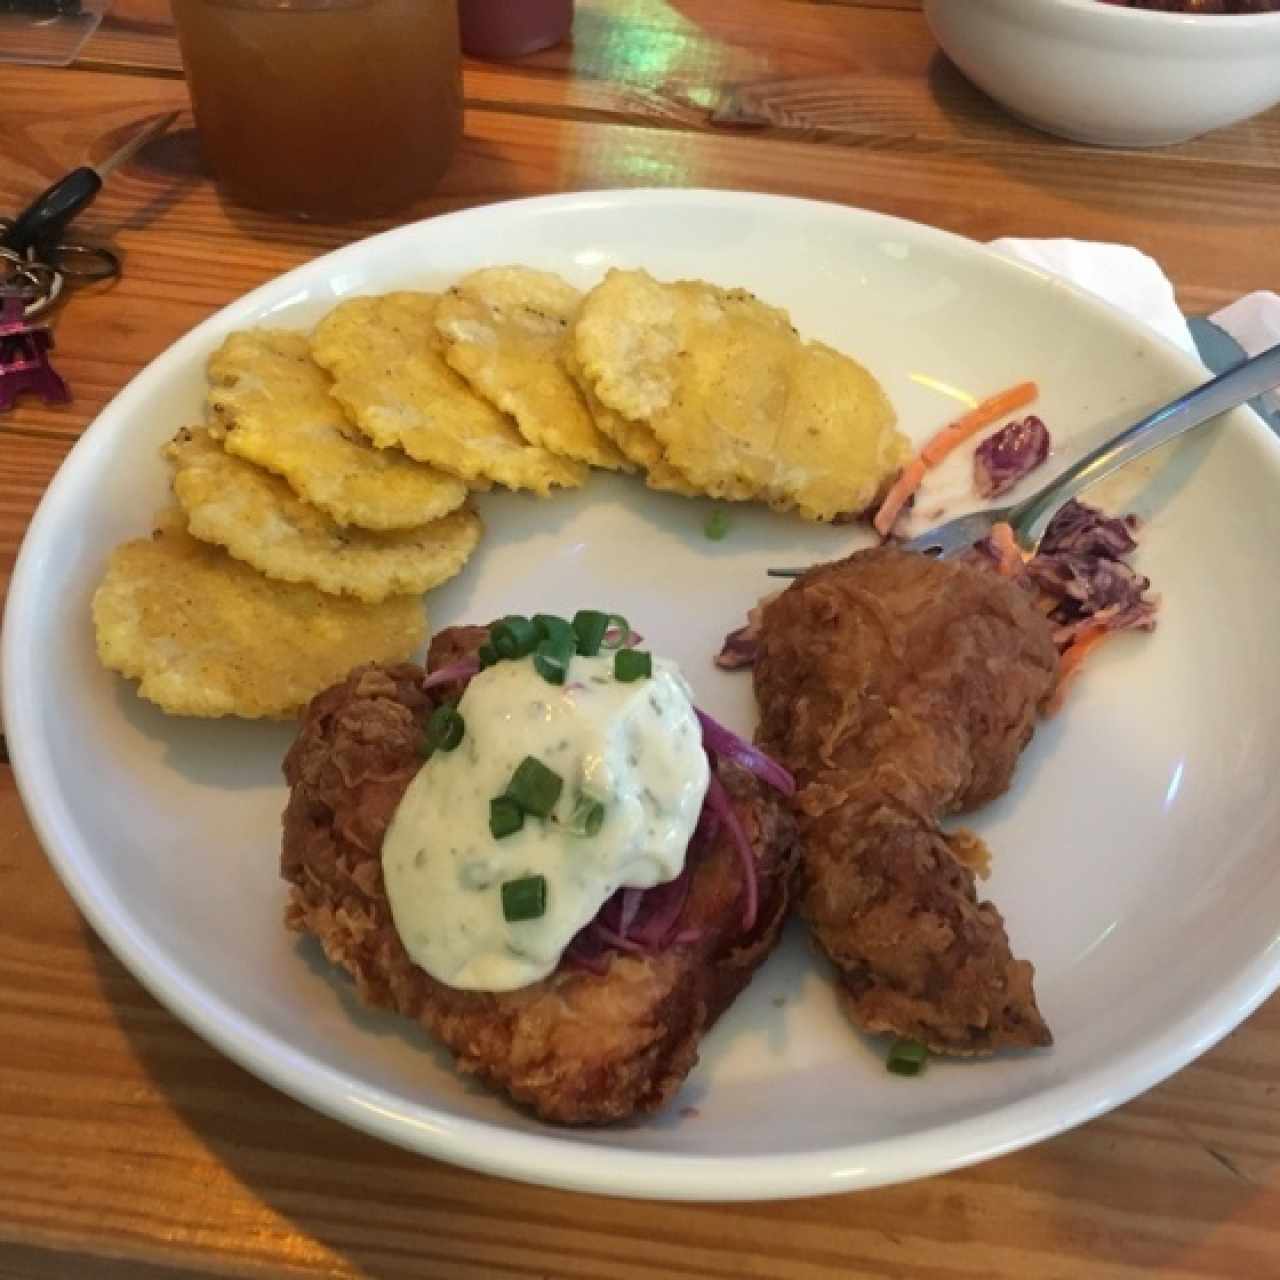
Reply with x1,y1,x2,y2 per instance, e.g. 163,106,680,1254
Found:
919,381,1039,467
873,380,1040,537
872,459,926,537
986,521,1025,577
1045,625,1111,716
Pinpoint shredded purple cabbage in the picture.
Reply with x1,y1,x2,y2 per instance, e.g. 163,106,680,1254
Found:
973,415,1051,499
1039,498,1138,560
695,706,796,797
421,657,480,691
705,772,759,932
713,591,780,673
566,862,697,969
428,637,782,973
1027,551,1149,617
617,887,644,938
715,623,760,671
1028,500,1157,650
604,622,643,648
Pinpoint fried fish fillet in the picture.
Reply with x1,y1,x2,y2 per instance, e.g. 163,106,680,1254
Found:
281,635,798,1124
754,547,1057,1053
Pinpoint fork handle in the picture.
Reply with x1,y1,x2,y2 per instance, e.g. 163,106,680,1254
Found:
1009,340,1280,541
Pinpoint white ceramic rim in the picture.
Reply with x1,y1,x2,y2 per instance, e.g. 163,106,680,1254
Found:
7,189,1280,1202
1031,0,1280,28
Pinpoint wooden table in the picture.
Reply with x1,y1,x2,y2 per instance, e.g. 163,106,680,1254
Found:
2,1,1278,1274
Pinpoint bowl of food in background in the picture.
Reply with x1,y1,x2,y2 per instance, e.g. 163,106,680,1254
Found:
924,0,1280,147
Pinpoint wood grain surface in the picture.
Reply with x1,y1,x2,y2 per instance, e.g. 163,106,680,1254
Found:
1,0,1278,1275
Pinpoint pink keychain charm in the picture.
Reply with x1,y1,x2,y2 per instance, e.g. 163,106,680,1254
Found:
0,294,70,412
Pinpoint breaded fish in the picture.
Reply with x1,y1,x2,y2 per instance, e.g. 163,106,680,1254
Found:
753,547,1057,1054
281,633,798,1124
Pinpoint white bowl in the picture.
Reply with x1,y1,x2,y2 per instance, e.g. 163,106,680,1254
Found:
925,0,1280,147
7,190,1280,1200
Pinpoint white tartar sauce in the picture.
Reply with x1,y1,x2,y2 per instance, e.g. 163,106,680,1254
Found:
381,652,709,991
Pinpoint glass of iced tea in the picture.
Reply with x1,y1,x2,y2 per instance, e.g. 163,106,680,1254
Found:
171,0,462,218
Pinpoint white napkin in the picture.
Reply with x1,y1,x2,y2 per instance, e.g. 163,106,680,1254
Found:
989,237,1280,417
1212,291,1280,357
989,237,1196,357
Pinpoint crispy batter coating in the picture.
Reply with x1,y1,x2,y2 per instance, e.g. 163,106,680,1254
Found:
754,547,1058,1054
281,635,798,1124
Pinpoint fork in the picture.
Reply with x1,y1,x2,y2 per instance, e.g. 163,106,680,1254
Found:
769,339,1280,573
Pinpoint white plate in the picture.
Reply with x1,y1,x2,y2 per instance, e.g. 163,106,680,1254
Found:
7,191,1280,1202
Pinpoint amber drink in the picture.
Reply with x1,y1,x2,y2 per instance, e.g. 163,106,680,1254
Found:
172,0,462,218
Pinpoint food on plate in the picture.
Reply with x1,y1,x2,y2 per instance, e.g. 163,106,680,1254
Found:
166,427,481,603
433,267,629,471
281,619,798,1122
874,380,1039,536
753,547,1057,1054
973,415,1051,499
572,268,910,520
310,291,588,495
92,510,426,719
561,343,699,495
974,499,1159,712
714,591,779,672
95,256,901,725
205,329,469,531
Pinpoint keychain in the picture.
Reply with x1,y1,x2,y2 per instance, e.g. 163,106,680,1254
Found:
0,110,177,411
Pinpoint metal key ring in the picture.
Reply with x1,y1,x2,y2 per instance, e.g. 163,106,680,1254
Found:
47,242,121,283
0,247,63,318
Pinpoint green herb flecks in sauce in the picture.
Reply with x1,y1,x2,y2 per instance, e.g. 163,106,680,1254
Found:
381,652,709,991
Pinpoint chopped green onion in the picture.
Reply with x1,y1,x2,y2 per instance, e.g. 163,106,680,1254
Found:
505,755,563,817
600,614,631,649
704,508,731,541
490,615,539,660
477,643,499,669
533,613,575,648
886,1038,928,1077
569,793,606,837
534,633,574,685
489,796,524,839
614,648,652,682
572,609,610,656
425,704,465,752
502,874,547,922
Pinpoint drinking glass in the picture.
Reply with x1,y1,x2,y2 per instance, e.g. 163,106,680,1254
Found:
172,0,463,218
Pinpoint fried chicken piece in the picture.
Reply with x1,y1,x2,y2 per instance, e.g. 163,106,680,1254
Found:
754,547,1058,1054
281,633,797,1125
